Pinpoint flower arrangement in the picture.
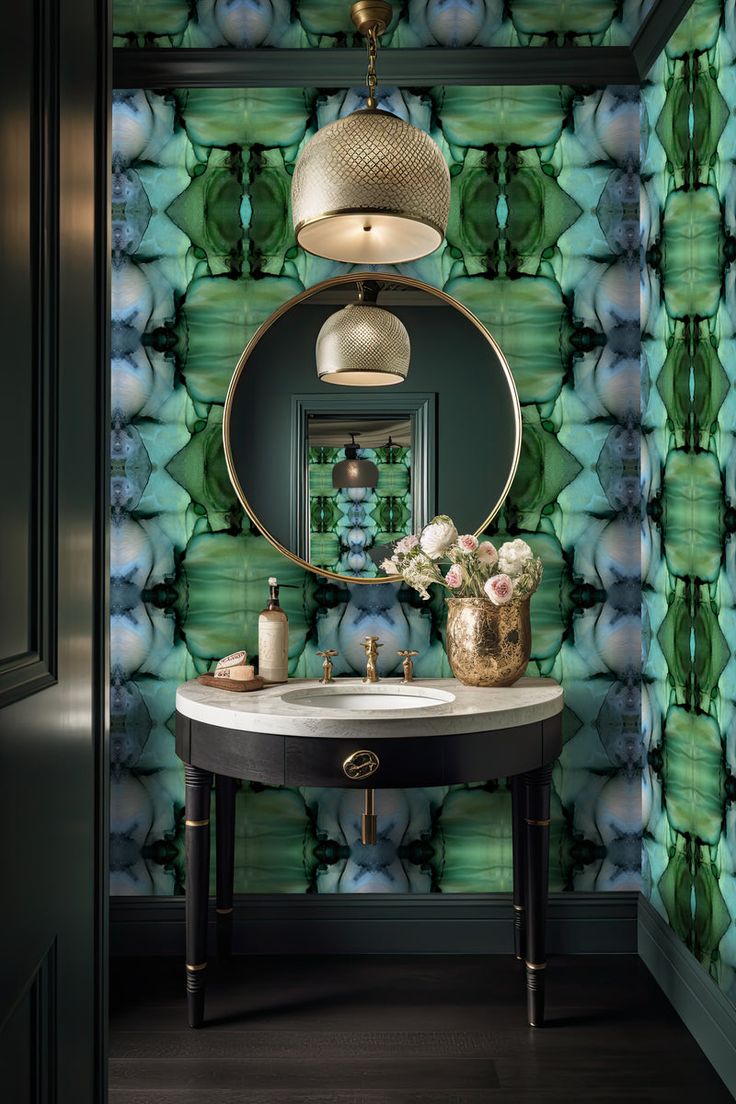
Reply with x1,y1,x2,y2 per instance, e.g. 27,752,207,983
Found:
381,515,542,605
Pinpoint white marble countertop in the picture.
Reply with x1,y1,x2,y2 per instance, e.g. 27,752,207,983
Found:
176,677,563,740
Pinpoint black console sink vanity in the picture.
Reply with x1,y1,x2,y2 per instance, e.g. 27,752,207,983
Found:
175,676,563,1030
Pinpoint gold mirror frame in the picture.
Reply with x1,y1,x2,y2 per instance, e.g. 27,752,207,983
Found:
223,273,522,585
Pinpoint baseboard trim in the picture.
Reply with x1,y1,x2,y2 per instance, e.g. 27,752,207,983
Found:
111,891,637,957
638,896,736,1099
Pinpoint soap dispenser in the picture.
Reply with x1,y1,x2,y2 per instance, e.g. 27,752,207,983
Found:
258,577,289,683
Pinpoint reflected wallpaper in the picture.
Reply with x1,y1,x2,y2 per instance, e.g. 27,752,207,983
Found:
642,0,736,1006
308,441,413,577
111,79,642,900
113,0,655,48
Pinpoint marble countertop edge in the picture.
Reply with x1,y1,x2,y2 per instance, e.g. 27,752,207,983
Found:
175,677,563,739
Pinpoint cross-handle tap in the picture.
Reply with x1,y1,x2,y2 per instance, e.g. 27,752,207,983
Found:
362,636,383,683
397,649,419,683
316,649,338,684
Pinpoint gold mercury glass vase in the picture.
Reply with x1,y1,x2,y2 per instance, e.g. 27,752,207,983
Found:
445,597,532,687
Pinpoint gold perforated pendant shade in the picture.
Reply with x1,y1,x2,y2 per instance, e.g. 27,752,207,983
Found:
316,302,411,386
292,108,450,264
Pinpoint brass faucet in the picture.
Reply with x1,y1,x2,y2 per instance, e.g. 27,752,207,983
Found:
397,650,419,683
317,649,338,684
362,636,382,683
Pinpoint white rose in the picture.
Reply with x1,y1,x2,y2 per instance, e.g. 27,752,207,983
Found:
477,541,498,567
497,539,533,577
420,515,458,560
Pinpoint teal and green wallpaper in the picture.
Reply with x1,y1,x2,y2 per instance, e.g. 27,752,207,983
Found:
113,0,654,48
308,441,413,576
111,79,642,898
642,0,736,1006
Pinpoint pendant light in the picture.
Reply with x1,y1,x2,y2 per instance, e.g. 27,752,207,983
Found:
316,282,410,387
291,1,450,264
332,433,379,489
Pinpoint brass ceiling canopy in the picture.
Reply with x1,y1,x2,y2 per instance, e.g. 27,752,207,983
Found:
290,1,450,265
350,0,393,40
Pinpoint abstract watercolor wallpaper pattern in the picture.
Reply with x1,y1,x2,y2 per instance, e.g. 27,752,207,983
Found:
642,0,736,1006
110,75,643,902
308,441,413,577
113,0,655,48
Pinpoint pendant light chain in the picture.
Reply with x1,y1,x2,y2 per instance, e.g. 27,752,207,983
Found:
365,25,379,109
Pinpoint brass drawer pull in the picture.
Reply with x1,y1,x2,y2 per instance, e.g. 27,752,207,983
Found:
343,749,380,780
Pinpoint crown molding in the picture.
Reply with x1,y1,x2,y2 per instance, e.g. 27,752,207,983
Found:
113,45,640,89
631,0,695,78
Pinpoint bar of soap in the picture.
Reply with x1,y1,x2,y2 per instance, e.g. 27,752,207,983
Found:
216,649,247,671
214,664,255,682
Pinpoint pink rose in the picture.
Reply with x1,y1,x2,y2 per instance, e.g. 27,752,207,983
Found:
395,534,419,554
445,564,464,589
484,573,514,606
477,541,498,567
457,534,479,553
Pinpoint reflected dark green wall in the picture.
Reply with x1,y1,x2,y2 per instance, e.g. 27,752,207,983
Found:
229,302,516,549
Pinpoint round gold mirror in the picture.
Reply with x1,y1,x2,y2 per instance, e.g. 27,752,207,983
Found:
223,274,521,584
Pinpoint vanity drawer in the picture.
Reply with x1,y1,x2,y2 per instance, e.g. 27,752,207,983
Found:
284,733,447,788
283,719,552,788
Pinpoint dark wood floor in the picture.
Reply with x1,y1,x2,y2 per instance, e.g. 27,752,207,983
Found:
109,954,733,1103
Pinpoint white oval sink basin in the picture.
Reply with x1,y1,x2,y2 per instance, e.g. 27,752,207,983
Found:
279,685,456,712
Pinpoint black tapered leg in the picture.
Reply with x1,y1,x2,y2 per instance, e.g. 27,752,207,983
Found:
522,764,552,1028
185,763,212,1028
215,774,238,959
510,776,526,962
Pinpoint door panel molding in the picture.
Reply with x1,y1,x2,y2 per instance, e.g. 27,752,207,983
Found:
0,941,57,1104
0,0,60,708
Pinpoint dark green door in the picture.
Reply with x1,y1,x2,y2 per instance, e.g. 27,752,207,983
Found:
0,0,108,1100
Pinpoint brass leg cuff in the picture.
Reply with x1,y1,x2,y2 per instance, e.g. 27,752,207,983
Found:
216,907,233,915
186,962,207,972
525,961,546,970
524,818,551,827
186,818,210,827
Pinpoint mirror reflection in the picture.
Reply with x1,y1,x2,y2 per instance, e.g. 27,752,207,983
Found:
224,275,520,582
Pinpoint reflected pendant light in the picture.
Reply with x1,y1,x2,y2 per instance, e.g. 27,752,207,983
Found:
291,1,450,264
316,282,410,387
332,433,379,489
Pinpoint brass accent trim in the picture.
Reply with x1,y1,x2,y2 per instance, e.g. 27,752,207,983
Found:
185,818,209,827
186,962,207,972
318,367,405,381
222,272,522,586
343,748,380,780
525,961,547,971
295,207,447,252
513,904,525,912
215,907,233,915
525,818,551,827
